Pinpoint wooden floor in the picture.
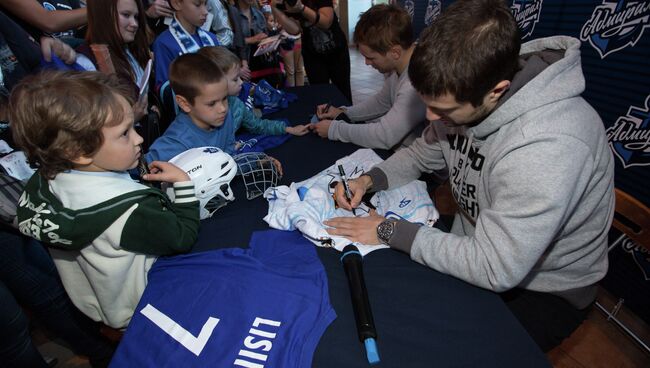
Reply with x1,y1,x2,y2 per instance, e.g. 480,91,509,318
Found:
548,288,650,368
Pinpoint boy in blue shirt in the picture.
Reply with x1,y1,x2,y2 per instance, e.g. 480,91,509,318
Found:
146,51,308,163
153,0,219,88
198,46,309,139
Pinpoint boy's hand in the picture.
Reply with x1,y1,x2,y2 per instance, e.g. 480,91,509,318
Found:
316,104,342,119
268,156,284,177
143,161,190,183
285,124,310,136
309,120,331,138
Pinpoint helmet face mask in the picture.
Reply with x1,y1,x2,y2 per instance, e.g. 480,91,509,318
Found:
169,147,237,219
234,152,282,200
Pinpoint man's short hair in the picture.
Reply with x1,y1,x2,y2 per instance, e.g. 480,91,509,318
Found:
198,46,241,74
353,4,414,54
9,71,135,179
169,53,225,104
409,0,521,106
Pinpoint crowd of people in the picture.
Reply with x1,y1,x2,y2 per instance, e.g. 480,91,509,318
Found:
0,0,615,366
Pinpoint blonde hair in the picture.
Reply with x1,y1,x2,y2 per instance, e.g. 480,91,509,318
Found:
10,71,136,179
198,46,241,73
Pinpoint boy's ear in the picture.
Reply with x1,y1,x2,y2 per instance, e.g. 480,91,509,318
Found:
69,155,93,167
175,95,193,114
63,146,93,167
169,0,182,11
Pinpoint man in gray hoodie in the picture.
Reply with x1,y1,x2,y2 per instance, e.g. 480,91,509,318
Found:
324,0,614,352
310,4,427,150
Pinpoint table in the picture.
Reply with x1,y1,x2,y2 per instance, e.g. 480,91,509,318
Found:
194,84,550,367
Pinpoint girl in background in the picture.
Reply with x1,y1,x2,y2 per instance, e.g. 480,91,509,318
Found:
80,0,153,120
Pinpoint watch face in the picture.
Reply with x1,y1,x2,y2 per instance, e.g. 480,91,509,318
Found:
377,220,395,244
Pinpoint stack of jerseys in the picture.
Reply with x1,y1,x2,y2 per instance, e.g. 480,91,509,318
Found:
264,149,439,255
110,230,336,367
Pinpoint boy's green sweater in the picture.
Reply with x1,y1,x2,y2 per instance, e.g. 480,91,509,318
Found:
17,172,200,255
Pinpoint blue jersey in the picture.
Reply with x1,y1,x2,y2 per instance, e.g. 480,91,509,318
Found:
110,230,336,367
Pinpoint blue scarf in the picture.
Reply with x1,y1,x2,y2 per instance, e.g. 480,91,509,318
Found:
169,15,215,54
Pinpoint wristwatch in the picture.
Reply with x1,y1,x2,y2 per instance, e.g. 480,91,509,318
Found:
377,219,397,245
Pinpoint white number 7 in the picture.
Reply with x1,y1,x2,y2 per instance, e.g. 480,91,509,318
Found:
140,304,220,356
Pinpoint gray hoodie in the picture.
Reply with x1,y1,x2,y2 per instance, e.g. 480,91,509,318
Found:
328,64,427,150
367,36,614,308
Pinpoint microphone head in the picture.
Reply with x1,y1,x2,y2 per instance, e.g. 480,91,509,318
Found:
340,244,362,263
343,244,359,253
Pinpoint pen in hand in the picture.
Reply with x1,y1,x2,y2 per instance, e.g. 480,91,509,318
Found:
338,164,357,216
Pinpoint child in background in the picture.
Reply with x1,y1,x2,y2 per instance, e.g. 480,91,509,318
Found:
152,0,219,87
146,51,308,163
10,71,200,329
198,46,308,137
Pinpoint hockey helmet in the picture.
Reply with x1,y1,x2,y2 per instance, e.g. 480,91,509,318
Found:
169,147,237,219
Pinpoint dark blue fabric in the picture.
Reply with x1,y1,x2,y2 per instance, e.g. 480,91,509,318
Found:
253,79,298,114
110,229,336,367
40,54,87,71
237,81,255,110
234,126,291,154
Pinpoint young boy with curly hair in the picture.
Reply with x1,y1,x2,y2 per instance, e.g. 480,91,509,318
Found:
10,71,200,329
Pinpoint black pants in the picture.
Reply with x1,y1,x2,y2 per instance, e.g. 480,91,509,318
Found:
302,46,352,103
501,288,591,352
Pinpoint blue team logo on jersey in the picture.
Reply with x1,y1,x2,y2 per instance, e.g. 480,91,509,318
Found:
622,238,650,280
42,2,56,11
580,1,650,58
606,95,650,168
424,0,442,26
399,198,411,208
202,147,221,154
510,0,544,39
404,0,415,20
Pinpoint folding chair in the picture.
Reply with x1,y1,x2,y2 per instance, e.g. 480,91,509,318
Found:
595,188,650,354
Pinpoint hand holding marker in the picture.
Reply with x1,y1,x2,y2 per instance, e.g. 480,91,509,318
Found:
338,164,356,216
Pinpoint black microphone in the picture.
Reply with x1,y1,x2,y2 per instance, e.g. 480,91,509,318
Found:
340,244,380,365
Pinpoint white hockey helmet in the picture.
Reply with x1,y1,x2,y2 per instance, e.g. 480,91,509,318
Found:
169,147,237,219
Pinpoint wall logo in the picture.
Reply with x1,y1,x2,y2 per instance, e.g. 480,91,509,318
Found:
511,0,544,39
606,95,650,168
404,0,415,20
424,0,442,26
580,1,650,58
621,237,650,280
